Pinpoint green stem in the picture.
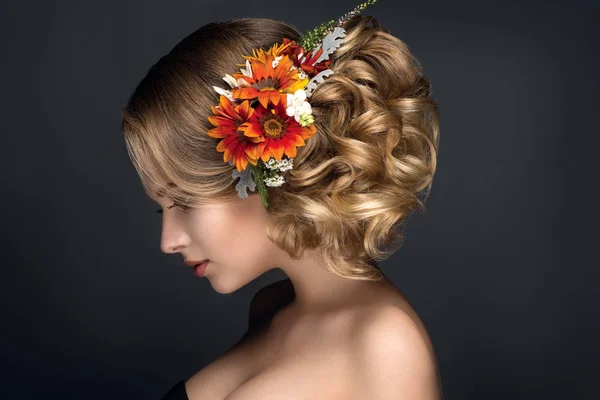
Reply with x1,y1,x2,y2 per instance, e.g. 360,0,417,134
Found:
252,164,269,209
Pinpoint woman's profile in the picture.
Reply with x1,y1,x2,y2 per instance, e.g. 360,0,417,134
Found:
120,2,442,399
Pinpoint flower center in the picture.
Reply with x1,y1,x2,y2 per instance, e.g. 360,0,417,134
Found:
254,77,280,92
260,114,288,138
236,124,250,143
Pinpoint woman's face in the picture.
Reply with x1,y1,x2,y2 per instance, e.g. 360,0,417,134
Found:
146,184,278,294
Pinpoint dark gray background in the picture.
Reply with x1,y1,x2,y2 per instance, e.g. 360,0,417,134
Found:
1,0,598,398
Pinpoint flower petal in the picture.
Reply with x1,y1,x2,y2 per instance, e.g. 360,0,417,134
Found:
271,142,285,160
257,91,271,108
239,121,263,138
235,100,255,120
223,74,238,88
282,137,297,158
290,133,306,146
232,87,259,100
208,115,236,127
207,126,233,138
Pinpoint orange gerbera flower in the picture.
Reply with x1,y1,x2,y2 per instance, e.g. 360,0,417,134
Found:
239,96,317,162
230,43,309,108
207,95,266,172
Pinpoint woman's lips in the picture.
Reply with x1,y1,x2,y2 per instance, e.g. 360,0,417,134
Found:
193,260,209,277
184,259,208,267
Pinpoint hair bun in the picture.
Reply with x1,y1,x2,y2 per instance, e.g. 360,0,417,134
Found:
265,15,440,280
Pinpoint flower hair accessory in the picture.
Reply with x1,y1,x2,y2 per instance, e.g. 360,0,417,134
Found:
207,0,378,208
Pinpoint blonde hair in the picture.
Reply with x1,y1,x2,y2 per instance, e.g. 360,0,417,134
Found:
121,15,440,281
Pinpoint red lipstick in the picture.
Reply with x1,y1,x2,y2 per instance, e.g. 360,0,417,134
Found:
184,259,208,267
184,259,209,277
193,260,209,277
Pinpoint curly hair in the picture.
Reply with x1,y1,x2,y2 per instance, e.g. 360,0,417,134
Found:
120,15,440,281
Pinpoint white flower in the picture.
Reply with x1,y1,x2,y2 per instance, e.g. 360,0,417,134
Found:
289,64,307,79
278,158,294,171
286,89,312,124
287,88,307,108
264,157,294,172
296,69,308,80
264,174,285,187
212,86,236,102
264,158,278,170
272,56,283,68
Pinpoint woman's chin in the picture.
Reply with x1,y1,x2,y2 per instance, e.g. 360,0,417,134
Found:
206,277,243,295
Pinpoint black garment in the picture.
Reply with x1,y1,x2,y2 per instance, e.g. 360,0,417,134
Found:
160,380,188,400
159,279,295,400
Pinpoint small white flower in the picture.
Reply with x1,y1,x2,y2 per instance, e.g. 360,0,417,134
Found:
264,159,276,170
264,157,294,171
297,69,308,80
286,89,312,123
264,158,281,170
272,56,283,68
291,88,307,104
264,175,285,187
278,158,294,171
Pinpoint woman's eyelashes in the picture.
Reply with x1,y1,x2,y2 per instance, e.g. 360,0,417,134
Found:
155,202,191,214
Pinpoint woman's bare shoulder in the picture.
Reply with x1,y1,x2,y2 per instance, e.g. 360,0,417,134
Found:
348,303,443,399
341,283,442,399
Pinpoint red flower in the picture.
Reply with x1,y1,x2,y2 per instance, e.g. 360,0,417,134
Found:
240,96,316,162
207,95,266,172
281,38,332,77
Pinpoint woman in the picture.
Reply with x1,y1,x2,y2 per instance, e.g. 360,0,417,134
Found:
121,5,443,399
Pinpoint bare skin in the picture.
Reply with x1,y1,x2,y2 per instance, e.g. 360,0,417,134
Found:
185,276,442,399
147,185,443,399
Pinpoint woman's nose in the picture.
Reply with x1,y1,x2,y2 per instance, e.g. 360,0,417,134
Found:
160,215,190,254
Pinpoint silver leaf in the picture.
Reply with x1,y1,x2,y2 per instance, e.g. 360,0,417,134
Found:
229,160,256,199
304,69,334,98
312,27,347,65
